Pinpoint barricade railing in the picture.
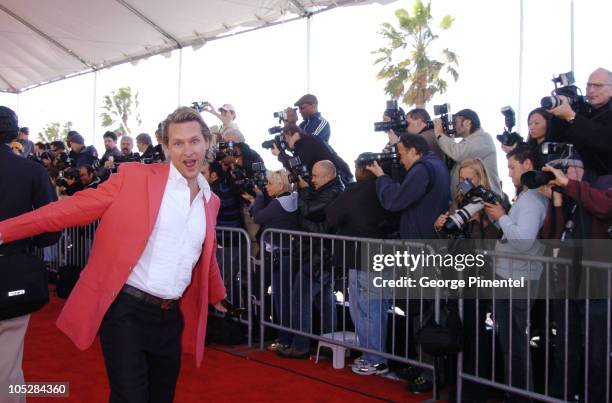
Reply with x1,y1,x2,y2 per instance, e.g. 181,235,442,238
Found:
258,228,443,398
456,247,612,403
35,223,612,401
215,226,253,346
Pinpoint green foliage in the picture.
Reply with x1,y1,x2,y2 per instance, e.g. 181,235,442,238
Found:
372,0,459,108
99,86,142,135
37,121,73,143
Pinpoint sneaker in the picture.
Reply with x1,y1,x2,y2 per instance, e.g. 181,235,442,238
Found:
351,361,389,376
276,345,309,359
353,357,367,365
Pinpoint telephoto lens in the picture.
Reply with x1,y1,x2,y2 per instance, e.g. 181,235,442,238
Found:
520,171,555,189
442,201,485,234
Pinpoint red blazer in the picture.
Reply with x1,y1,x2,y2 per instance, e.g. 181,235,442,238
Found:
0,163,226,367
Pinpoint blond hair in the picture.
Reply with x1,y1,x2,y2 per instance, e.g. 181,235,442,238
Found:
266,169,292,194
454,159,494,209
161,106,214,161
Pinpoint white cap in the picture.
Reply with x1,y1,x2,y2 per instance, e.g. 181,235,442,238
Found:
219,104,236,113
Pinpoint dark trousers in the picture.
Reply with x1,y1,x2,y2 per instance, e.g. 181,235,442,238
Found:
99,292,184,403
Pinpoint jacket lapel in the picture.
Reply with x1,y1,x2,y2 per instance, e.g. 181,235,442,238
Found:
147,164,170,235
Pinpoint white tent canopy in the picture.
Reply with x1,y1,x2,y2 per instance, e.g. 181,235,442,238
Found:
0,0,392,93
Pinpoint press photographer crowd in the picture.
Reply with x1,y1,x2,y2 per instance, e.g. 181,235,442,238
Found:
1,66,612,402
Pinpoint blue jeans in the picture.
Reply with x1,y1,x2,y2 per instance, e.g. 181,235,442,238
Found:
290,264,335,352
348,269,388,365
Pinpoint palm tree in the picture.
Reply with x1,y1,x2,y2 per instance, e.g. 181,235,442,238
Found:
100,86,142,136
373,0,459,108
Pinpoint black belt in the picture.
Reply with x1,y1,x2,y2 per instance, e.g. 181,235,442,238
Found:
120,284,180,310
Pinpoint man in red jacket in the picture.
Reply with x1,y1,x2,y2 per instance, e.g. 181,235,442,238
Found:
0,106,226,403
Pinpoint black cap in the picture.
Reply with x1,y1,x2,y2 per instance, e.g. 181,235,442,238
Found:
19,126,29,135
0,106,19,143
294,94,318,107
454,109,481,130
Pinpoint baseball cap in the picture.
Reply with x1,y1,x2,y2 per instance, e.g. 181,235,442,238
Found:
70,133,85,145
218,104,236,113
294,94,318,106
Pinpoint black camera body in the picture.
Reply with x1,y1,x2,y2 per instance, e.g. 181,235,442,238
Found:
251,162,268,192
217,141,237,158
268,126,283,135
374,100,407,133
496,106,524,146
540,71,587,110
262,135,288,152
273,108,296,123
442,179,498,236
191,101,210,113
231,167,256,196
287,156,311,185
55,168,79,188
434,103,455,136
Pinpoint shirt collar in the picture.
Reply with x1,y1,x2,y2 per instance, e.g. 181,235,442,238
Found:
168,162,211,202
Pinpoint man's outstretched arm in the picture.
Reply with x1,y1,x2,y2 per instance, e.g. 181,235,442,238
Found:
0,167,125,245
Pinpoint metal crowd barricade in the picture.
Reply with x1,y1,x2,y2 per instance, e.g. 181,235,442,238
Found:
455,249,612,403
258,228,443,398
214,226,253,346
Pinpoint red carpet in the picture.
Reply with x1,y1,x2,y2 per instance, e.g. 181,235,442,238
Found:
23,295,425,402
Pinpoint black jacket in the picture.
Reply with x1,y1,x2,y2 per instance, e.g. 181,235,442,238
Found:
326,178,397,270
551,100,612,175
279,134,353,184
0,144,60,255
298,176,344,234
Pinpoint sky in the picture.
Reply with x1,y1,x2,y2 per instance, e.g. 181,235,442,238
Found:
1,0,611,196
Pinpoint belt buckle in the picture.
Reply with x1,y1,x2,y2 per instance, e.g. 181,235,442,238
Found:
160,300,173,310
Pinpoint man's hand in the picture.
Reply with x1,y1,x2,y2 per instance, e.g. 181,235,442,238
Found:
484,201,505,222
542,164,569,188
0,231,3,246
434,212,449,232
365,161,385,177
547,96,576,121
433,118,444,137
270,143,280,157
202,102,214,113
285,107,298,124
538,184,564,207
241,192,255,202
501,143,517,154
103,160,114,169
213,300,227,313
297,177,309,189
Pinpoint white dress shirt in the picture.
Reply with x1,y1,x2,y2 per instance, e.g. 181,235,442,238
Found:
126,163,211,299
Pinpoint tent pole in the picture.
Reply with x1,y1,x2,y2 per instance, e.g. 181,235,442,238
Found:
306,15,311,92
517,0,524,135
92,71,98,143
570,0,575,72
178,49,183,106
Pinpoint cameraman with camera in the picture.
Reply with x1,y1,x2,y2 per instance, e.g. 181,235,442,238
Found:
547,68,612,175
367,134,450,239
282,94,331,143
434,109,503,197
67,132,99,168
271,124,353,185
405,108,444,159
275,160,344,359
483,144,549,398
538,158,612,402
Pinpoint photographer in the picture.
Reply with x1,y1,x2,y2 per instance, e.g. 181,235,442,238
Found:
17,126,33,157
116,135,140,163
272,124,353,185
434,159,501,400
202,103,244,142
276,160,343,359
483,145,549,397
367,134,450,239
242,169,299,351
136,133,156,162
405,108,444,160
326,154,396,376
434,109,503,197
49,140,70,171
284,94,331,143
100,131,121,166
67,132,98,168
0,107,60,392
79,164,101,190
548,68,612,175
539,160,612,402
